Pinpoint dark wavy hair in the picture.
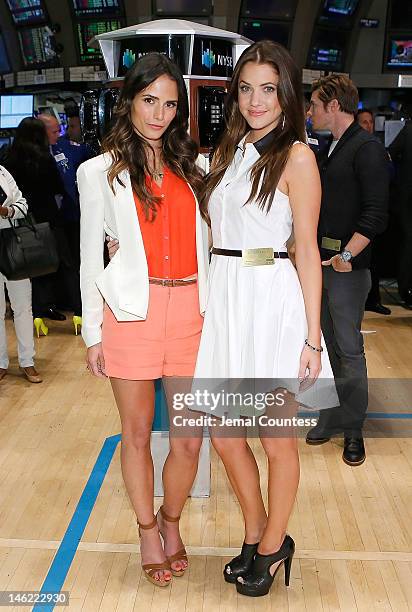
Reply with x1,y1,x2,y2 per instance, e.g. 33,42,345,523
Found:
200,40,306,222
102,52,202,219
6,117,50,172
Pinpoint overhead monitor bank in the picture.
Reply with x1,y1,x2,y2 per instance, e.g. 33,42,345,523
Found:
81,20,251,153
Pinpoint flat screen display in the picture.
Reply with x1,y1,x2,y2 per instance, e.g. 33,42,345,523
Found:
318,0,359,26
118,35,189,76
389,0,412,30
18,26,57,66
76,20,122,63
6,0,47,26
240,0,297,20
0,94,34,128
239,20,290,47
154,0,211,15
387,39,412,68
0,34,11,74
71,0,124,18
308,29,348,71
322,0,359,15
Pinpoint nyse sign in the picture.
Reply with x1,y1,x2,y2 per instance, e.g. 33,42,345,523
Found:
193,37,234,77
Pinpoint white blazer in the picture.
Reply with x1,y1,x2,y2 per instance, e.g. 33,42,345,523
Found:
77,153,209,348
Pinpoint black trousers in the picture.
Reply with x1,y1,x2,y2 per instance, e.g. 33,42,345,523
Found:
32,226,81,317
398,197,412,297
318,267,371,436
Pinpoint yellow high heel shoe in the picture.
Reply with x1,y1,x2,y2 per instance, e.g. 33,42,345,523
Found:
73,315,82,336
33,318,48,338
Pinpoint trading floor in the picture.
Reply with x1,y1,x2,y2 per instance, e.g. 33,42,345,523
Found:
1,303,412,611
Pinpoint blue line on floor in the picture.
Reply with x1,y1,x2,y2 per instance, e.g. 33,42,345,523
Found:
33,434,121,612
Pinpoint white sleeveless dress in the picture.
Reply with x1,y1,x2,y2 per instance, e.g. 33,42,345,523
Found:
193,137,339,415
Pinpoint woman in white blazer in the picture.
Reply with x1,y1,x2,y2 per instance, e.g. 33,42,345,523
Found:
0,165,42,383
78,53,209,588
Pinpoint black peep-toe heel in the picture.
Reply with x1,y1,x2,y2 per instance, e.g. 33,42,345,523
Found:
224,542,259,583
236,534,295,597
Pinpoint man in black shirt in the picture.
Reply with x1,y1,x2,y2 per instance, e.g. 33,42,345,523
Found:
306,75,389,465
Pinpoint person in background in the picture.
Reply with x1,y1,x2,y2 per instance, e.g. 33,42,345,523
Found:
0,165,42,383
65,115,83,144
38,113,87,334
388,117,412,309
3,117,66,335
306,75,389,465
356,108,391,315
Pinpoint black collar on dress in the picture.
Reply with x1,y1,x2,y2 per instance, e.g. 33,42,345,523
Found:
253,128,277,155
237,128,277,156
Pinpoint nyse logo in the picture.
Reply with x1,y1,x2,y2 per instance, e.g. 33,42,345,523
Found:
217,54,233,68
122,49,136,69
202,48,216,69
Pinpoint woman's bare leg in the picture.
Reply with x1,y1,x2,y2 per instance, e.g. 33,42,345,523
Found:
210,422,267,543
160,377,203,571
257,392,300,574
111,378,171,583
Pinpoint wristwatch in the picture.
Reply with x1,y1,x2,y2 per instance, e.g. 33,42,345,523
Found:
340,250,353,263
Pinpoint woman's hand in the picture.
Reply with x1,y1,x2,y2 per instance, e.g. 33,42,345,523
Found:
298,345,322,391
322,254,352,272
106,235,119,260
86,343,107,378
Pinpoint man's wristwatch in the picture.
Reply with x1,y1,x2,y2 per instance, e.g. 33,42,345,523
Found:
340,250,353,263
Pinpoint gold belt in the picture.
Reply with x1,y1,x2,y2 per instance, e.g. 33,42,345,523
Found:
149,277,197,287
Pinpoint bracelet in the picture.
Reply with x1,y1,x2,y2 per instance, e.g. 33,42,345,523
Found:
304,339,323,353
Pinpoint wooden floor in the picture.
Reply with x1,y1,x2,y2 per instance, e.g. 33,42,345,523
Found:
1,300,412,611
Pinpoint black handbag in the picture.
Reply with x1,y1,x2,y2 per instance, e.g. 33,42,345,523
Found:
0,204,59,281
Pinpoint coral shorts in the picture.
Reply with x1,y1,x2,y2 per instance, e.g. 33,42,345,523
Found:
102,282,203,380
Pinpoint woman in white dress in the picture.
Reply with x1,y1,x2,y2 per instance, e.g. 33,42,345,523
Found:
194,40,337,597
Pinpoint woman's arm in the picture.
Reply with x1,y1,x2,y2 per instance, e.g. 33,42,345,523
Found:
0,165,28,218
286,144,322,381
77,162,106,353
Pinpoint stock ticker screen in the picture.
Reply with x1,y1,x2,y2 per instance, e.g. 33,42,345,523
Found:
6,0,47,26
72,0,124,18
18,26,57,66
76,20,122,63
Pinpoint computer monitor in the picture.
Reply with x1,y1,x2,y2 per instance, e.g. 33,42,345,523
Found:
239,20,291,47
75,19,122,63
18,26,57,66
240,0,297,20
0,136,12,149
0,94,34,129
0,34,11,74
387,38,412,68
154,0,212,16
318,0,360,27
71,0,124,19
308,28,348,71
6,0,47,26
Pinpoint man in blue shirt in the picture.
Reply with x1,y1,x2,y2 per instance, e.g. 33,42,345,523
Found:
39,114,94,328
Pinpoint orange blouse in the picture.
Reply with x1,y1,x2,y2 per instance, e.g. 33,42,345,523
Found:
134,167,197,279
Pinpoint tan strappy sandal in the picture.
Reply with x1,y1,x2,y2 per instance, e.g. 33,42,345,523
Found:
157,506,188,577
138,516,172,587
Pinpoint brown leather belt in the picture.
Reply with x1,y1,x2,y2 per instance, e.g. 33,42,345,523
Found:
149,278,197,287
211,248,289,259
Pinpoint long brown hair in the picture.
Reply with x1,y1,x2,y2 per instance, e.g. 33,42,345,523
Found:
200,40,306,221
102,52,203,219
